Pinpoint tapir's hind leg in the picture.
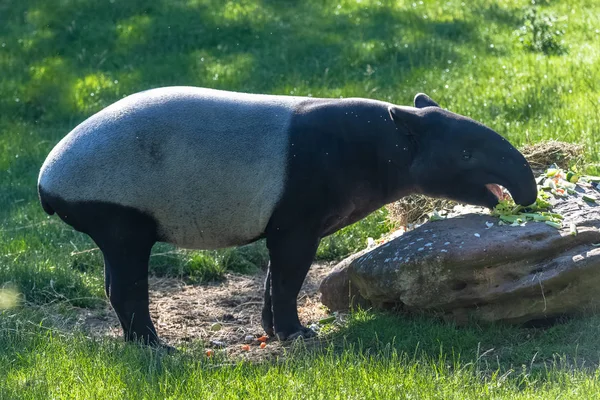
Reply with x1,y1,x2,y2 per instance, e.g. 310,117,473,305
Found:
266,228,320,341
40,190,164,347
86,207,161,347
100,239,158,345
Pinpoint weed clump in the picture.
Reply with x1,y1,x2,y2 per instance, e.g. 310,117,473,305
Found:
515,5,567,55
185,253,226,283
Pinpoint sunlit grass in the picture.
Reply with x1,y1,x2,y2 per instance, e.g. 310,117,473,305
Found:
2,308,600,399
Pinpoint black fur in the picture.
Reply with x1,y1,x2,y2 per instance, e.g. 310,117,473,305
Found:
39,186,55,215
261,99,419,339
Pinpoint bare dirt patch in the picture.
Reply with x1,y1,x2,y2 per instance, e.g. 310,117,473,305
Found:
76,263,335,359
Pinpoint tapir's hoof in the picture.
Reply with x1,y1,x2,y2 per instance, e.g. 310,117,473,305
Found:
261,309,275,337
262,319,275,338
275,326,317,342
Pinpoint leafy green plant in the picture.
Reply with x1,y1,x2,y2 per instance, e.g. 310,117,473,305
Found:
148,241,269,283
221,241,269,274
516,6,567,55
184,252,227,283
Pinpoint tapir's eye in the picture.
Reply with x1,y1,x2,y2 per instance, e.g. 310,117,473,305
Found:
462,150,472,160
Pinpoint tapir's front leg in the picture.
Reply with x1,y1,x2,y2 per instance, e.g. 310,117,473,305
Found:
265,228,320,341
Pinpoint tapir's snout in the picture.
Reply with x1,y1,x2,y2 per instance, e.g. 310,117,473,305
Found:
510,172,538,206
492,148,538,207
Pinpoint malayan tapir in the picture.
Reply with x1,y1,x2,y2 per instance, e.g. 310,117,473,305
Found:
37,86,538,347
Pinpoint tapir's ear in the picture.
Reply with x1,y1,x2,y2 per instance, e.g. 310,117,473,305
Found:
413,93,440,108
388,106,423,136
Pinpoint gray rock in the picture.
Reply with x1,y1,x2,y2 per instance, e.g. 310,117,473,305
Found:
319,249,371,313
319,181,600,325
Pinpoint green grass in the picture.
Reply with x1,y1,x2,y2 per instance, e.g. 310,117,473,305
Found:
1,0,600,397
3,308,600,399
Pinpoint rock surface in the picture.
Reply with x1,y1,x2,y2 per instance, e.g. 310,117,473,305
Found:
319,180,600,325
318,249,371,313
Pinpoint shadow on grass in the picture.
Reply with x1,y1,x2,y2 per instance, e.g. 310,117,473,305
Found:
0,0,524,128
304,308,600,374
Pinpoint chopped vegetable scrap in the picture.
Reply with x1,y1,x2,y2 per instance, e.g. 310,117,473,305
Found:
241,344,250,351
425,165,597,231
260,342,267,349
545,221,562,229
583,195,597,203
570,223,578,236
487,165,599,230
429,210,447,221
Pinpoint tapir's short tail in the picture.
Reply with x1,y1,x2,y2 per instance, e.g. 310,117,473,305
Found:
38,184,55,215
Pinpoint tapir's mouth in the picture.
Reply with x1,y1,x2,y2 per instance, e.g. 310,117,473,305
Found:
485,183,510,201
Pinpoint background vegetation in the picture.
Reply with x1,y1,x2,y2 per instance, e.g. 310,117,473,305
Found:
1,0,600,397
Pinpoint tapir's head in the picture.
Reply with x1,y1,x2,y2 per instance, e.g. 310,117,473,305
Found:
388,93,537,209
